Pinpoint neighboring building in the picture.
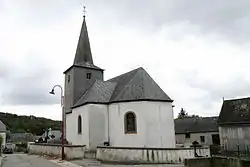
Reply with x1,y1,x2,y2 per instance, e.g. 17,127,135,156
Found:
218,97,250,151
11,133,34,143
42,129,61,139
49,130,61,139
175,117,219,147
47,130,63,144
0,120,6,146
65,16,175,150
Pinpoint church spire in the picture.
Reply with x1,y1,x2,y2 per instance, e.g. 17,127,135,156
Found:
74,8,93,66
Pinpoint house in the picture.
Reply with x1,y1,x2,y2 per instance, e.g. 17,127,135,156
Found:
49,130,61,139
11,133,34,143
42,129,61,139
218,97,250,151
42,129,62,144
46,130,63,144
64,15,175,150
175,117,219,147
0,120,6,146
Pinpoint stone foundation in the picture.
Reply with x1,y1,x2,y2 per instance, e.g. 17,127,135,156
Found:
28,142,86,160
96,146,210,164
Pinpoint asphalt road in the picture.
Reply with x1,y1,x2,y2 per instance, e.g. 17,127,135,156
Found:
2,154,61,167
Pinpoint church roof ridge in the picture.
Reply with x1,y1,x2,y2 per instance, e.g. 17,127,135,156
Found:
109,67,173,103
107,67,143,82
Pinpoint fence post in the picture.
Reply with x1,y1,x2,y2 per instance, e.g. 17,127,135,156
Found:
192,141,199,157
237,144,240,157
209,145,212,157
194,145,197,157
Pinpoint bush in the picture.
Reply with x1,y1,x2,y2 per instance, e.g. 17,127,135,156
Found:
16,142,27,148
15,142,28,152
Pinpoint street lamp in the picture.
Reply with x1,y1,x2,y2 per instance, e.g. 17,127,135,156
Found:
49,85,65,160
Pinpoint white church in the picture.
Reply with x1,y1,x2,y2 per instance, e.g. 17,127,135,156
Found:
64,15,175,150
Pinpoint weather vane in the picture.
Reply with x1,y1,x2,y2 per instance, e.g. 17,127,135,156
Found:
83,6,86,18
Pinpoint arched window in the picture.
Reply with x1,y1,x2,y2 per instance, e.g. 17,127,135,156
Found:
124,112,137,134
78,115,82,134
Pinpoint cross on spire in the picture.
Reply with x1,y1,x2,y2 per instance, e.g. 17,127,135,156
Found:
83,6,86,18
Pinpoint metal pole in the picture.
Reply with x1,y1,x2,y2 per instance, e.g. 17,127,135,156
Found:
51,85,65,160
61,105,65,160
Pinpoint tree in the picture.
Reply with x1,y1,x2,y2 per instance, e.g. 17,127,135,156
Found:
177,108,200,119
178,108,188,118
0,112,61,135
191,114,199,118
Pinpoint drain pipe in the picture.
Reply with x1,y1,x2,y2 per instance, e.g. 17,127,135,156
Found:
108,108,110,145
105,106,110,146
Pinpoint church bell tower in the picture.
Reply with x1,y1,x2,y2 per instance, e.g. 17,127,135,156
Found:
63,14,104,114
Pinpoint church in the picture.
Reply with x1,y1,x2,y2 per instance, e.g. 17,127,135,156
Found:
64,15,176,150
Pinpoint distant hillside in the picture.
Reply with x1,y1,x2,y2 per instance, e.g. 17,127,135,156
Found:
0,112,61,135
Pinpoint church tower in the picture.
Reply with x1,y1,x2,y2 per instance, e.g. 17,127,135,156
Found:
63,15,104,114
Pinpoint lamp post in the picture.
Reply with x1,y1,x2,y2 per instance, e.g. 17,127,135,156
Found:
49,85,65,160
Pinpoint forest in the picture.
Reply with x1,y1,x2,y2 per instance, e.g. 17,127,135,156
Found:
0,112,61,135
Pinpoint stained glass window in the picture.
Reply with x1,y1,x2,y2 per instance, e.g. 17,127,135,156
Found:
125,112,137,133
78,115,82,134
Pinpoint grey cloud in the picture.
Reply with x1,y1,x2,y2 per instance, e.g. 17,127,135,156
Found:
90,0,250,43
0,63,11,80
9,0,250,42
3,0,81,26
179,70,250,110
0,57,60,106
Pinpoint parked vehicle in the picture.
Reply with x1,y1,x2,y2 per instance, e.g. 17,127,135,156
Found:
3,143,15,154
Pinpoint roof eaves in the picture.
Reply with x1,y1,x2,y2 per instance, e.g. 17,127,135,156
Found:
224,97,250,102
71,99,173,109
109,99,174,104
175,130,219,134
72,101,109,109
63,65,104,74
218,121,250,126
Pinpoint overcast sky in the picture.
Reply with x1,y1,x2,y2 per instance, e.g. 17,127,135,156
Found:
1,0,250,120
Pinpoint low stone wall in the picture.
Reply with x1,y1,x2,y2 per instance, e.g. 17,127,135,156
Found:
96,146,210,164
185,156,250,167
84,150,97,159
28,143,86,160
184,157,212,167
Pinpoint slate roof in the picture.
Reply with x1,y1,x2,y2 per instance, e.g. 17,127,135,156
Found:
74,17,93,65
218,97,250,125
73,67,173,108
0,120,6,132
74,80,117,108
175,117,219,134
64,17,102,74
